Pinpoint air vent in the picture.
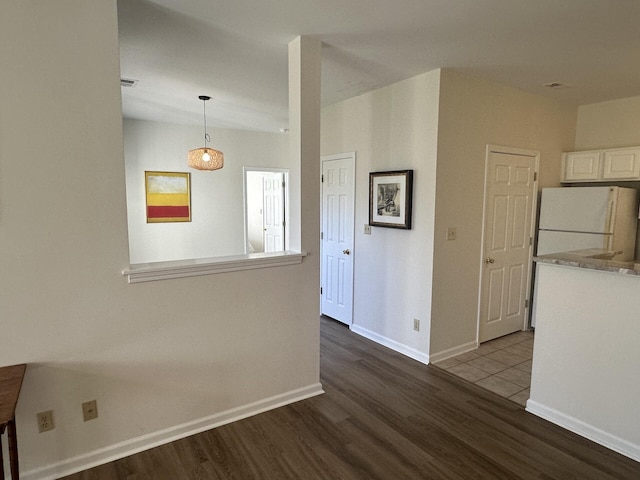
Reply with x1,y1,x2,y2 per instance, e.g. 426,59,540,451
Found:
120,78,138,88
543,82,570,89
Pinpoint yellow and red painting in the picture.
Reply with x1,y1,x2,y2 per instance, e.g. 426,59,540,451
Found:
145,171,191,223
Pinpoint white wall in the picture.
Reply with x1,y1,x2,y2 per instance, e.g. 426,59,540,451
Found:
430,70,577,356
321,69,577,362
0,2,320,477
321,70,441,361
576,94,640,150
529,263,640,461
124,119,288,263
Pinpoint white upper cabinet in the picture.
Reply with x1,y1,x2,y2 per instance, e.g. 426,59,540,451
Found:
562,146,640,182
602,147,640,180
563,151,601,182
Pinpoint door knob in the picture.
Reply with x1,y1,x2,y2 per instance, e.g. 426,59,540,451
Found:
343,249,351,255
485,257,495,264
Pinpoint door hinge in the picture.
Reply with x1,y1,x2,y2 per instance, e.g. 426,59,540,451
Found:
282,220,286,227
534,172,538,181
525,299,529,308
321,232,324,240
282,180,286,188
321,174,324,183
320,287,323,294
529,237,533,246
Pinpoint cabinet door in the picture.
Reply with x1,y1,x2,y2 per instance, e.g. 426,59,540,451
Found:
563,151,601,182
602,148,640,180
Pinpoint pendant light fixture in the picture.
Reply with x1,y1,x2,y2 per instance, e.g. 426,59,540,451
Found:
188,95,224,171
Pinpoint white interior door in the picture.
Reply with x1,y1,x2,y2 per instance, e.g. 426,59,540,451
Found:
479,148,538,343
263,172,285,252
321,153,355,325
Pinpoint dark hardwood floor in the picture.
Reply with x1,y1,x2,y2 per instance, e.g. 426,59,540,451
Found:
61,317,640,479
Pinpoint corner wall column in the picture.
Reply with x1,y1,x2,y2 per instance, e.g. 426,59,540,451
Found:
288,36,321,253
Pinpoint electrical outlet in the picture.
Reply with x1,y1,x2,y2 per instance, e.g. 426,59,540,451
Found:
37,410,55,433
82,400,98,422
413,318,420,331
364,224,372,235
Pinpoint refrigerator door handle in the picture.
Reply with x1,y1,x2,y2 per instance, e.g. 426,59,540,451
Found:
605,198,615,234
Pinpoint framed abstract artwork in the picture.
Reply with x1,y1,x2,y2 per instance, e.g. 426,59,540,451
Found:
145,171,191,223
369,170,413,229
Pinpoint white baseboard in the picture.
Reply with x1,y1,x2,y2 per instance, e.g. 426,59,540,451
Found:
429,341,478,364
350,324,430,365
22,383,324,480
526,399,640,463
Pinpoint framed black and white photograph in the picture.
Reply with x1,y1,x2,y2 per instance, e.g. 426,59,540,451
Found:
369,170,413,229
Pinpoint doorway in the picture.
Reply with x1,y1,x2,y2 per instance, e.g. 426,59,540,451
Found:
478,146,539,343
320,152,355,326
244,168,289,254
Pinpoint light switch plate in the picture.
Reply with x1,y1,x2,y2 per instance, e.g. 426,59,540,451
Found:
446,227,457,241
364,224,372,235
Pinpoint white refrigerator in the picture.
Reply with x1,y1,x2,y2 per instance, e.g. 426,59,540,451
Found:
537,186,638,261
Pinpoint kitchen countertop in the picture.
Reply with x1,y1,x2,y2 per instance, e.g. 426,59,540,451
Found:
534,249,640,276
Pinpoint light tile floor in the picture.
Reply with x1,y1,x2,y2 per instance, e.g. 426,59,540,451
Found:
434,330,534,406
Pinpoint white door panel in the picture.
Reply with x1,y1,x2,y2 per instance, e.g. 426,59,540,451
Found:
539,187,612,233
321,154,355,325
536,230,608,255
480,150,537,342
506,263,524,318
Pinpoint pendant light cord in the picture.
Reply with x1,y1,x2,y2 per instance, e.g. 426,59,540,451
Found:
203,100,210,147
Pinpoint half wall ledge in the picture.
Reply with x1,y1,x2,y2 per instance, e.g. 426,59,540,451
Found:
122,251,307,283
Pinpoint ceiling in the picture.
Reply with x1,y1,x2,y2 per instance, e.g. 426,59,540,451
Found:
118,0,640,132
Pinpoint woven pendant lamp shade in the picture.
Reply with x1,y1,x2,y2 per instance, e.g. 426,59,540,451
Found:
188,147,224,171
188,95,224,171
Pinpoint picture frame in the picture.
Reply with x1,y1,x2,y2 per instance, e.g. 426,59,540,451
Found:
369,170,413,229
145,171,191,223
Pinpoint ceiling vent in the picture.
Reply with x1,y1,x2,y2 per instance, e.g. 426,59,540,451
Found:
120,78,138,88
543,82,570,89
